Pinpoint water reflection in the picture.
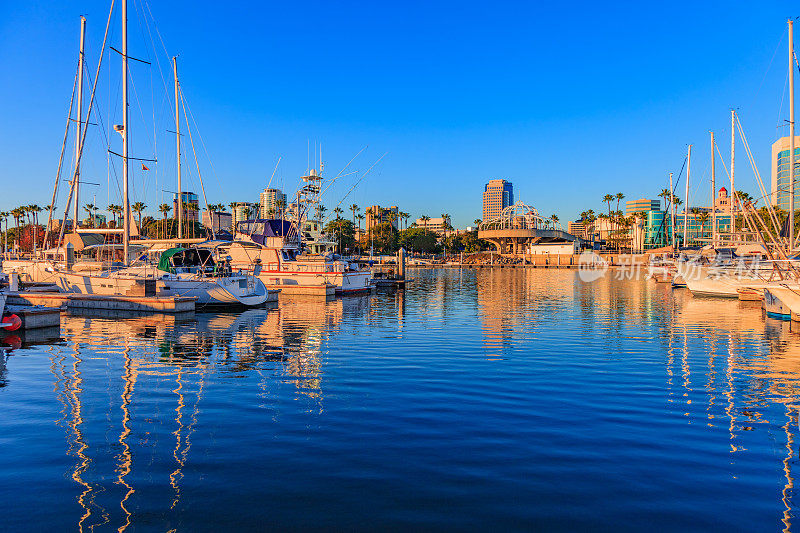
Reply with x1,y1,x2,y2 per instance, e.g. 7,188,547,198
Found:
5,270,800,529
34,294,371,530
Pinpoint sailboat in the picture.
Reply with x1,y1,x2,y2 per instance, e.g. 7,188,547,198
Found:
3,2,271,307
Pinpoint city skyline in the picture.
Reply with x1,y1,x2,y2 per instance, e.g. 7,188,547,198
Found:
1,1,798,228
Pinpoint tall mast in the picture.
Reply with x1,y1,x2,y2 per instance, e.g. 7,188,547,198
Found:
684,144,692,248
790,18,795,251
669,172,675,250
711,131,716,248
174,56,183,240
121,0,130,262
730,109,736,241
73,16,86,229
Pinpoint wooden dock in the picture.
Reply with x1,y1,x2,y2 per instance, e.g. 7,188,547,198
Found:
6,292,196,313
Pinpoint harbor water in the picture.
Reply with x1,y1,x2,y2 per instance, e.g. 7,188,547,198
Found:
2,268,800,530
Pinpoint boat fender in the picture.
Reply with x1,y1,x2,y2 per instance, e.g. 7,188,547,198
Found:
1,314,22,332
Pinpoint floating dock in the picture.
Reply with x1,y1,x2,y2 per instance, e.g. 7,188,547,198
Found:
6,292,196,313
5,305,61,329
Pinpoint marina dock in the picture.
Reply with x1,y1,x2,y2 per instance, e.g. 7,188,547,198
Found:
6,292,197,313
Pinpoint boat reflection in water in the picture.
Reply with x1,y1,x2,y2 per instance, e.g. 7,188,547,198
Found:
46,294,373,531
9,269,800,529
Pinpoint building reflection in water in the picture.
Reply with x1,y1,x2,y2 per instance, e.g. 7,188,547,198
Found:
9,269,800,529
471,268,800,529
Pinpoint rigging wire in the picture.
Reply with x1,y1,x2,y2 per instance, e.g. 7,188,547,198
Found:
43,56,80,247
180,87,215,238
57,0,115,250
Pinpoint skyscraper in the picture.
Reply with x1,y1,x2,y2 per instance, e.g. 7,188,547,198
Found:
260,188,286,219
482,179,513,222
771,136,800,209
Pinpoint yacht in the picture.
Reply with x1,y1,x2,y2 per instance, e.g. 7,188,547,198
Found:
210,219,372,294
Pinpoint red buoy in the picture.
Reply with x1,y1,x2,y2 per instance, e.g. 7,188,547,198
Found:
1,314,22,332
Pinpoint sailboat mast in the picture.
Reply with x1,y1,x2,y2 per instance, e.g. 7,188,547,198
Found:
174,56,183,240
730,109,736,240
121,0,130,263
789,18,796,251
684,144,691,248
73,16,86,228
711,131,716,248
669,172,675,250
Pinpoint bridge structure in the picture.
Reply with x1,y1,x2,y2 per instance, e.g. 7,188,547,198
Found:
477,202,579,254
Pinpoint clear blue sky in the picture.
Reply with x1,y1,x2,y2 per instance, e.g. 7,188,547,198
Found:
0,1,797,227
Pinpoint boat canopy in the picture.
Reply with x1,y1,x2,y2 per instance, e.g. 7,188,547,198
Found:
157,247,215,273
236,219,294,245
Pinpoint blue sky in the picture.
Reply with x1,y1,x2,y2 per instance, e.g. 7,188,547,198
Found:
0,1,798,227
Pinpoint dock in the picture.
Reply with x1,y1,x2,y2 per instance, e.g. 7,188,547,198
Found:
6,292,196,313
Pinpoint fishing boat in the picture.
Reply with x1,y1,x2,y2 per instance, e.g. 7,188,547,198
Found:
216,220,373,294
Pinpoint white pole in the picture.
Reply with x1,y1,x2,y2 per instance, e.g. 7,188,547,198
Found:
174,56,183,240
730,109,736,241
670,172,675,250
73,16,86,229
121,0,130,263
711,131,716,248
789,18,796,251
684,144,692,248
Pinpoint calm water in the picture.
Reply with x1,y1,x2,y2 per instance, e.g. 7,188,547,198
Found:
2,268,800,531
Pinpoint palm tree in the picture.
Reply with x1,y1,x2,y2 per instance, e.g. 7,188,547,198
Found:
350,203,360,228
474,219,482,227
420,214,430,231
440,213,450,240
356,213,365,236
84,203,96,228
333,207,343,219
131,201,146,233
364,207,375,233
159,203,171,239
550,214,559,228
0,211,8,252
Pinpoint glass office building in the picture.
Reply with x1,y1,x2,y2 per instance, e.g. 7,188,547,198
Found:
644,210,732,249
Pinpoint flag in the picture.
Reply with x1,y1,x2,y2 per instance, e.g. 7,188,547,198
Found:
141,163,149,171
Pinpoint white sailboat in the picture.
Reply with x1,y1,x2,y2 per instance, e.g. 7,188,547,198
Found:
5,2,271,307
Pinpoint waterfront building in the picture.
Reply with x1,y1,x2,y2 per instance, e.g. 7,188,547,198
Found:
714,187,730,211
415,216,450,235
771,136,800,209
643,209,733,249
482,179,514,222
625,198,660,216
567,220,586,238
366,205,399,231
81,214,107,227
202,209,232,233
231,202,259,230
259,188,286,219
173,191,200,222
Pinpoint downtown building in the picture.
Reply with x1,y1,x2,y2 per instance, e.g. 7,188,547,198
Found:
172,191,200,222
365,205,399,231
771,136,800,210
482,179,513,222
260,188,286,219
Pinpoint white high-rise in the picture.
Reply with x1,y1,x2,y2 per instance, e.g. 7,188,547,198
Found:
260,188,286,219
